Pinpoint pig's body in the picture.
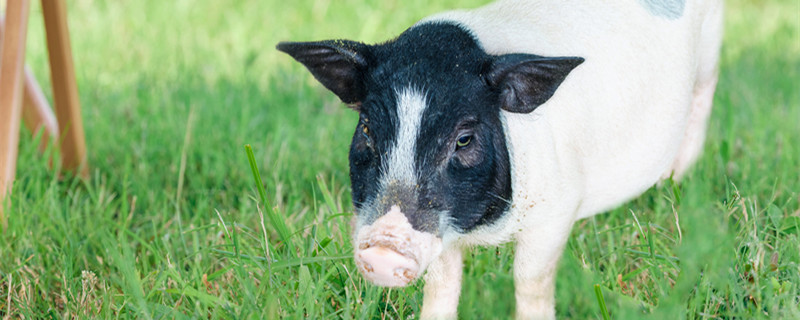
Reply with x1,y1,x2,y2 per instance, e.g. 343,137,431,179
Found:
278,0,722,318
418,1,722,318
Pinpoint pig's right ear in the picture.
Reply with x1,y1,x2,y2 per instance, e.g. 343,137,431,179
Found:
486,54,584,114
277,40,369,108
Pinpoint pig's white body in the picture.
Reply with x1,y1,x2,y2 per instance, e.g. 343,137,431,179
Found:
417,0,723,318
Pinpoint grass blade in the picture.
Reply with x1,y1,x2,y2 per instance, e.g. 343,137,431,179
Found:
595,284,611,320
245,144,292,245
211,249,349,269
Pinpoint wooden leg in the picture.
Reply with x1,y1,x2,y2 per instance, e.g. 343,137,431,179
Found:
0,0,31,229
42,0,88,178
2,15,60,153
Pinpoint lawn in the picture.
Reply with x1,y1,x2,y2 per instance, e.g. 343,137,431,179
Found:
1,0,798,318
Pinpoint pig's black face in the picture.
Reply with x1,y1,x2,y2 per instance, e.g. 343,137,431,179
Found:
347,52,513,232
278,22,583,236
344,23,519,234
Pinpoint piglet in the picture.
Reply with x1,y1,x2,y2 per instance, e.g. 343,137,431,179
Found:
277,0,722,318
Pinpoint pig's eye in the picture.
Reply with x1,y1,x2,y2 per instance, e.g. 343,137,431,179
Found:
456,135,472,149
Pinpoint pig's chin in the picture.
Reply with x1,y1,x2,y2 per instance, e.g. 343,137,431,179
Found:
354,206,443,287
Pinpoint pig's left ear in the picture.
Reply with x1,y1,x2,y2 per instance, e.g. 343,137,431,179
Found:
486,54,584,113
277,40,370,107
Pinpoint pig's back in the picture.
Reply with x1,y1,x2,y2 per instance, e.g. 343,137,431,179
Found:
421,0,722,218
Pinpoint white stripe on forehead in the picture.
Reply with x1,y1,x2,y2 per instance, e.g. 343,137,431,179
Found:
382,87,428,186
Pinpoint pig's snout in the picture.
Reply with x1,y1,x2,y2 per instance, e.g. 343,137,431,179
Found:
357,245,419,287
355,206,442,287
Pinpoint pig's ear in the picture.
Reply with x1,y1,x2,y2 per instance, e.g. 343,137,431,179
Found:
486,54,584,114
277,40,370,107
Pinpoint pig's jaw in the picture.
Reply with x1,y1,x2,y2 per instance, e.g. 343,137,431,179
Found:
355,205,443,287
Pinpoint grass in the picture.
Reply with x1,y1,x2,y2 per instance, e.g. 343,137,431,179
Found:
1,0,798,318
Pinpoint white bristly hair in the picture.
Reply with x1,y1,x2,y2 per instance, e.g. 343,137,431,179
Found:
381,86,428,188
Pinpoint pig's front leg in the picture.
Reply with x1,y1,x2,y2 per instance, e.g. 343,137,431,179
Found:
514,216,575,320
420,246,463,319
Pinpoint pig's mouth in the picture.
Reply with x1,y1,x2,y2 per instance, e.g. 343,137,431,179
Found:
354,206,443,287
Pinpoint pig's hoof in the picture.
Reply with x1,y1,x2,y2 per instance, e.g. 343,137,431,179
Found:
356,246,419,287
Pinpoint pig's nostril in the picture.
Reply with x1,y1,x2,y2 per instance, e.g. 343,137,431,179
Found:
362,262,374,273
398,268,416,281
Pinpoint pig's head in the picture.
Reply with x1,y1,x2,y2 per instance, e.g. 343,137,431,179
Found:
277,22,582,287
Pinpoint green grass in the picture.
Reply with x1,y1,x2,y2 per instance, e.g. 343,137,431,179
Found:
1,0,798,318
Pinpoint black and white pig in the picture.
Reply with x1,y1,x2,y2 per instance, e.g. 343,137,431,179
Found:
277,0,722,318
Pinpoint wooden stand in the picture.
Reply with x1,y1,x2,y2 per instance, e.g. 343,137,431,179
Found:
0,0,87,229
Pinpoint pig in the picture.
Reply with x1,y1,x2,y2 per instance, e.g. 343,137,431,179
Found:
277,0,722,318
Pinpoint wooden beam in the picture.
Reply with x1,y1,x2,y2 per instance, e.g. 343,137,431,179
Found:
22,66,59,150
42,0,88,178
21,65,59,150
0,0,31,229
2,16,57,151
